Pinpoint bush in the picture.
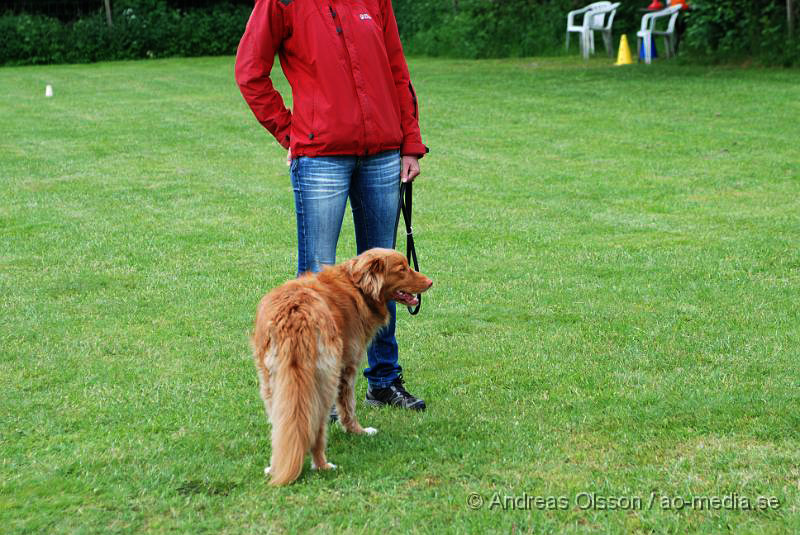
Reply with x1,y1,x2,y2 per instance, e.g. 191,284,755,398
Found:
0,0,251,66
393,0,574,58
0,14,65,65
683,0,799,66
392,0,798,64
1,0,797,65
392,0,650,58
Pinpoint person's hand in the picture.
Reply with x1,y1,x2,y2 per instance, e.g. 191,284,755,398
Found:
401,155,420,183
286,148,292,166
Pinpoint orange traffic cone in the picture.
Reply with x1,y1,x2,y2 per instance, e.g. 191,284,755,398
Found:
615,35,633,66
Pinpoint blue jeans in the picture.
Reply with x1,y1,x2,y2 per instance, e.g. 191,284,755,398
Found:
290,150,402,388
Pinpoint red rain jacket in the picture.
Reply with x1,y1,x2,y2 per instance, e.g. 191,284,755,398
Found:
235,0,428,158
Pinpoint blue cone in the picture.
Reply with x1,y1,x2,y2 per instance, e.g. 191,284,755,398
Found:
639,36,658,60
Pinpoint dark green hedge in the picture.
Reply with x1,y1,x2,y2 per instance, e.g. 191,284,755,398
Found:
393,0,577,58
392,0,798,65
1,0,797,65
0,0,250,65
682,0,799,65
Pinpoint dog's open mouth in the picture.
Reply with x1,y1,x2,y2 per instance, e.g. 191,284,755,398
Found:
393,290,419,306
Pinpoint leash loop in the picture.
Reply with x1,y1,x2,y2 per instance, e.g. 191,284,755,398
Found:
399,181,421,315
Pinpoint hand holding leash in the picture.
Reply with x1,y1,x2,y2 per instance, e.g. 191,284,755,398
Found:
400,155,420,183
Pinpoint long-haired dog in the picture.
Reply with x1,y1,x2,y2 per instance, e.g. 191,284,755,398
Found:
251,248,433,485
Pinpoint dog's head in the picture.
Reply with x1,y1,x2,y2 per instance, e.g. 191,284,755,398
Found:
347,248,433,306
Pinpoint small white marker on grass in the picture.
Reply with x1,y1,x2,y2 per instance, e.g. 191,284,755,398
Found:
45,84,53,97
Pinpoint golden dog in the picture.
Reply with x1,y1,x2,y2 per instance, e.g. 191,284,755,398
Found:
252,248,433,485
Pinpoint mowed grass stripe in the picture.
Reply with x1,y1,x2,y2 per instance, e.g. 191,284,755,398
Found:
1,56,799,534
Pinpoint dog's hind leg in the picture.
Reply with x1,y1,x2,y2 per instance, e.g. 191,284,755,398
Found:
255,347,274,477
311,334,340,471
256,368,272,422
336,363,378,436
310,418,336,471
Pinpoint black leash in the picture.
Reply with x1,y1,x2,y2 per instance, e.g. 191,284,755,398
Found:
399,181,421,315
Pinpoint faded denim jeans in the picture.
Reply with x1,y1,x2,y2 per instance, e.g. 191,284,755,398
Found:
289,149,402,388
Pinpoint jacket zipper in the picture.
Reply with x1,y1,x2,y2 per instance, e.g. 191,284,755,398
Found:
329,1,369,155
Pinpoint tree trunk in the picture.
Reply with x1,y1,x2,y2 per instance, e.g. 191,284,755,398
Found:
104,0,113,27
789,0,795,38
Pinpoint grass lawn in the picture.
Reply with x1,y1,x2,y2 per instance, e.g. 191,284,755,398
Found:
2,54,800,534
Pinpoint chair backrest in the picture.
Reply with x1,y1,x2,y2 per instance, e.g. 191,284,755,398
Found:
665,7,681,33
590,10,607,28
568,1,611,27
585,0,612,24
640,4,681,32
603,2,621,30
587,2,618,29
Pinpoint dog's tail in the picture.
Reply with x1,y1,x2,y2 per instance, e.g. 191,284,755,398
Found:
266,303,320,486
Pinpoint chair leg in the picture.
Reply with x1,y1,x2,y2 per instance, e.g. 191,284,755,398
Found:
603,30,613,57
664,36,671,59
581,31,589,60
644,32,652,64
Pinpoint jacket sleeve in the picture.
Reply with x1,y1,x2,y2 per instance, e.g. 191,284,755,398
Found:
235,0,292,150
382,0,428,158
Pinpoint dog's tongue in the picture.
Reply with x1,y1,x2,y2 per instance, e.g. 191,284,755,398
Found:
393,291,419,306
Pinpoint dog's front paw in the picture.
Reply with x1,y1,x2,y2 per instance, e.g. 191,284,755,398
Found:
264,466,271,476
311,461,337,471
363,427,378,436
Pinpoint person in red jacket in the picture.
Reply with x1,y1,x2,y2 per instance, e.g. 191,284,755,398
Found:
236,0,429,411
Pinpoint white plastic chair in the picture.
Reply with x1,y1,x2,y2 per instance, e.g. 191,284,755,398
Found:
566,2,611,59
636,4,682,64
589,2,621,58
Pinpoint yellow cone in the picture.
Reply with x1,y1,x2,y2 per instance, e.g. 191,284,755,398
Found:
615,35,633,66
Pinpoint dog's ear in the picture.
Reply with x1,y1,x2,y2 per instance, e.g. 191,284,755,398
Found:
348,255,386,301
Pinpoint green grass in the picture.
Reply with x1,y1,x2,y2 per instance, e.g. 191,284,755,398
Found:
2,55,800,534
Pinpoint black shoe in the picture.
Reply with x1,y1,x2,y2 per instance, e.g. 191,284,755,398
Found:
329,406,338,423
365,375,426,411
